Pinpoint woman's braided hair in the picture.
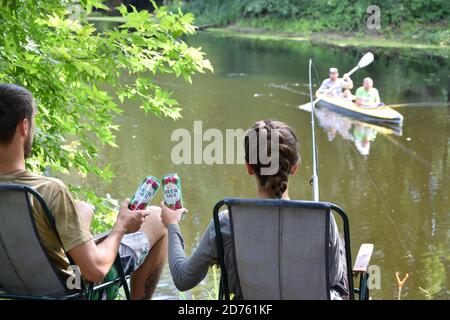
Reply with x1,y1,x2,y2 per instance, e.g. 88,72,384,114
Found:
244,120,300,198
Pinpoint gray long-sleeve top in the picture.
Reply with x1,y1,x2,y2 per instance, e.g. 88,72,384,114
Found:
168,210,348,299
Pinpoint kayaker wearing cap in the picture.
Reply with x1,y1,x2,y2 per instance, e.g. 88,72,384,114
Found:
317,67,353,98
355,77,381,108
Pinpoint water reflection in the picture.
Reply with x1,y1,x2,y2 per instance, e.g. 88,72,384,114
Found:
315,107,402,156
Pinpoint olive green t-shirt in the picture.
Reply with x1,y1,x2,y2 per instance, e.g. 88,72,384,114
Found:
0,170,93,278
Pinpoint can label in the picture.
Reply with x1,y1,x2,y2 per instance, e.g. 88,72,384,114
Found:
162,173,183,210
129,176,160,210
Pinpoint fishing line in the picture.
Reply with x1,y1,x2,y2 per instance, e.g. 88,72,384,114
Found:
268,60,322,101
382,134,431,169
344,138,425,282
311,61,321,90
266,83,310,97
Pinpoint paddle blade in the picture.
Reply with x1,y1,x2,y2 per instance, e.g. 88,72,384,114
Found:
358,52,374,68
299,103,312,112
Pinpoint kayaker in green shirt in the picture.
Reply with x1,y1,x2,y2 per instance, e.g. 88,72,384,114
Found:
355,77,381,108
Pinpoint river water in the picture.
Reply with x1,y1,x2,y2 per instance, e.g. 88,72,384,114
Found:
80,31,449,299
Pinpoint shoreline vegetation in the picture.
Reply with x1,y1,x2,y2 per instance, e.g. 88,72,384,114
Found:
206,26,449,53
163,0,449,55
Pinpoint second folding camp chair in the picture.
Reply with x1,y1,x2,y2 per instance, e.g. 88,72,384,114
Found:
0,183,131,300
213,198,373,300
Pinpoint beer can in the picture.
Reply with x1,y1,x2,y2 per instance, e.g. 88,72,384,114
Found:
162,173,183,210
129,175,160,211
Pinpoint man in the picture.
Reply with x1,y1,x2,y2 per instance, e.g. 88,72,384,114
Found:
355,77,381,108
317,67,353,98
0,84,167,299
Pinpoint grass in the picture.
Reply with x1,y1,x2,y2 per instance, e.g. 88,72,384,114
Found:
230,17,450,48
206,26,449,58
178,266,221,300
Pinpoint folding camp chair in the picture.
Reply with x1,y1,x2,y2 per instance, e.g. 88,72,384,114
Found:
213,198,374,300
0,184,131,300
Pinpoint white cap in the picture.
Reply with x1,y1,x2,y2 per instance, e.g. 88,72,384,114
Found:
329,67,338,73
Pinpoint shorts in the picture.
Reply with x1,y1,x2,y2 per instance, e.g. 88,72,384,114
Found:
118,231,150,275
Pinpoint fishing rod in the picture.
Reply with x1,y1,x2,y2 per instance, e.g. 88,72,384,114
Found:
307,52,375,201
308,59,320,201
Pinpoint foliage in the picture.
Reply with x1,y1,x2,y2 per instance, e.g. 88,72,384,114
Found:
0,0,212,232
170,0,449,44
178,0,449,24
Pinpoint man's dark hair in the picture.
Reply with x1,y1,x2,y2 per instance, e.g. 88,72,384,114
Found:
0,84,34,145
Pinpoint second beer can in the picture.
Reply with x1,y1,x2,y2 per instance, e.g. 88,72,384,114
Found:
162,173,183,210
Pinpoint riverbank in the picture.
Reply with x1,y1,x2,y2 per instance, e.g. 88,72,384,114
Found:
230,17,449,45
169,1,449,49
206,26,449,58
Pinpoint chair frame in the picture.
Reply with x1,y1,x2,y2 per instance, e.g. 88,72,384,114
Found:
0,184,131,300
213,198,372,300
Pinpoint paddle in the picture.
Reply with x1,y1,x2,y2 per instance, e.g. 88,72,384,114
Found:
386,102,450,108
299,52,375,111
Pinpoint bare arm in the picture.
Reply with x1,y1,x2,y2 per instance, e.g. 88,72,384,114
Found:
68,200,149,283
355,96,363,106
342,74,353,89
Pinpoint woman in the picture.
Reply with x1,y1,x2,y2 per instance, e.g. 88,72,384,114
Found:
160,120,348,299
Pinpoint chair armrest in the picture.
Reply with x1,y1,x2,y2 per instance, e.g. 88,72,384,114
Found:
93,230,111,243
353,243,374,273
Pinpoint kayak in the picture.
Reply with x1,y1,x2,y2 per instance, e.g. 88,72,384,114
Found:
315,93,404,125
314,106,403,137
